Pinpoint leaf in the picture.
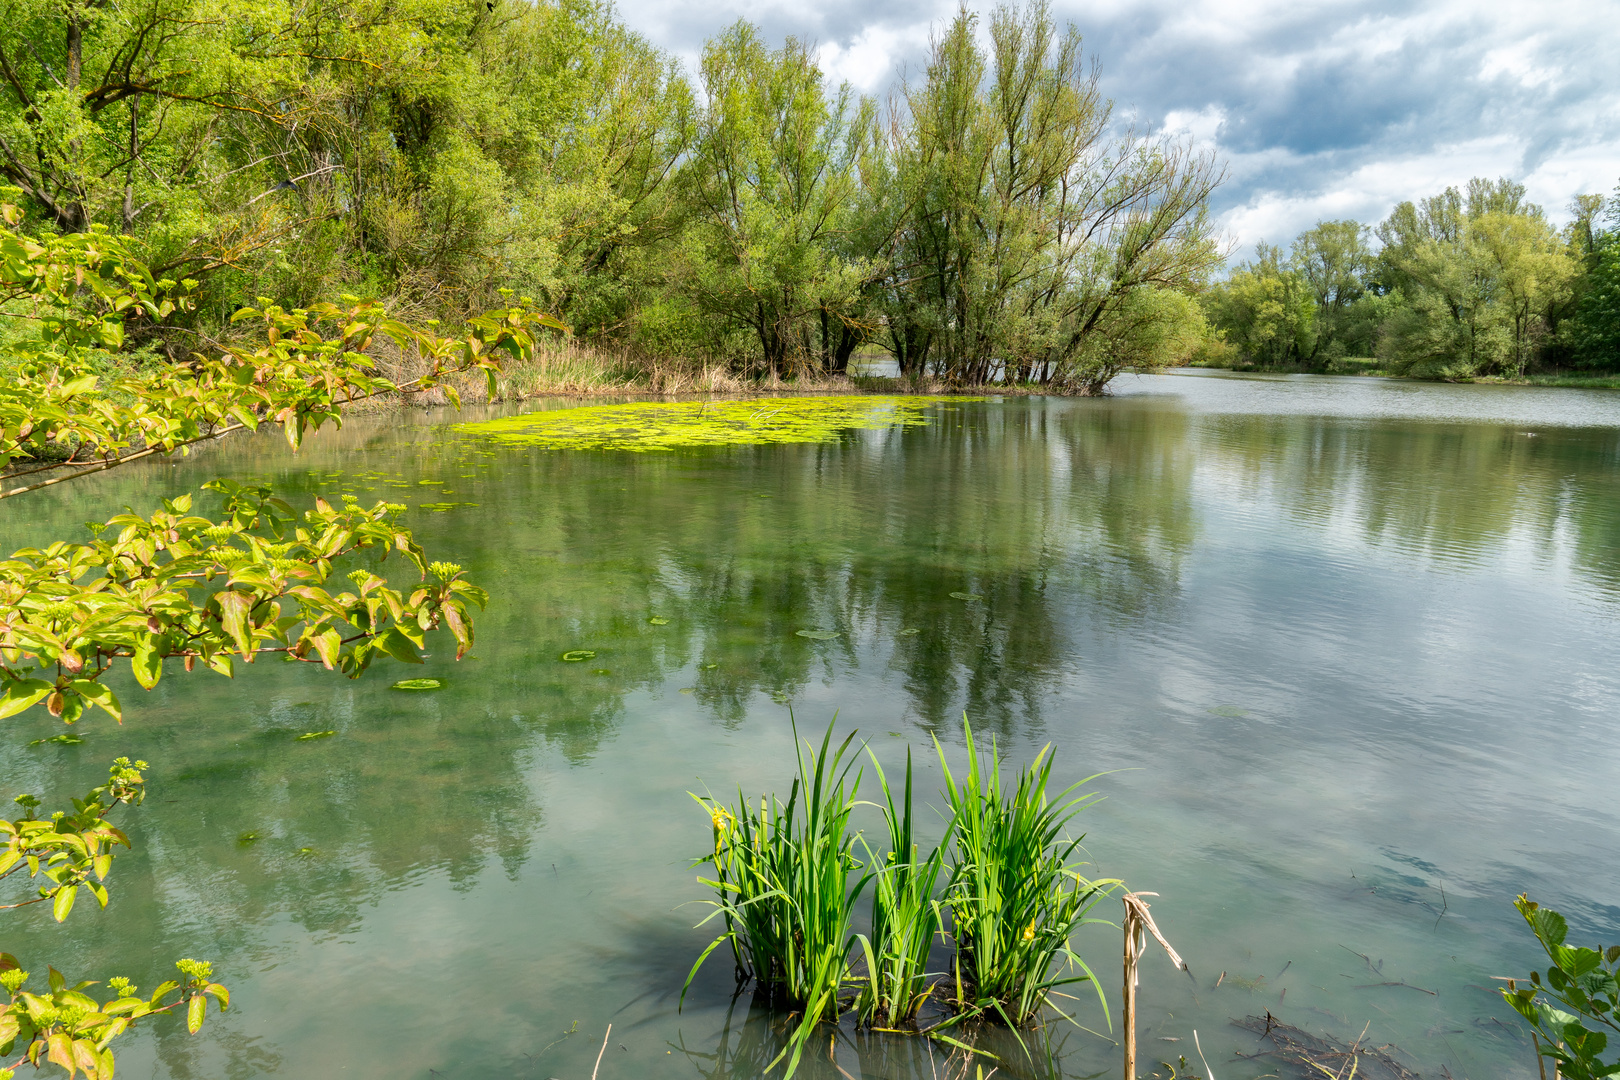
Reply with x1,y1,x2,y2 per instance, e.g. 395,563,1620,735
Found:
187,993,205,1034
216,592,254,655
131,637,161,690
205,982,230,1010
47,1031,75,1075
372,628,424,664
795,629,838,640
296,731,336,741
560,650,596,662
390,678,446,691
0,679,54,719
70,681,122,722
53,884,78,922
948,592,982,601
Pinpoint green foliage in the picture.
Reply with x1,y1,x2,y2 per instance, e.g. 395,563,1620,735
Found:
934,719,1119,1026
0,954,227,1079
1207,176,1604,379
675,24,871,376
873,3,1223,390
1502,895,1620,1080
1570,232,1620,369
684,716,1120,1075
685,719,868,1077
0,763,231,1078
0,171,550,1078
0,0,1217,393
1,759,146,922
1202,243,1317,367
0,483,488,726
457,395,979,451
854,750,948,1028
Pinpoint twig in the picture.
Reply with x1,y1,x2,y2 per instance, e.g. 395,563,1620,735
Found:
1353,981,1436,995
591,1024,611,1080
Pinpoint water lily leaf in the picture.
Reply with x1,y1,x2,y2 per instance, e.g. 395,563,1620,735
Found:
561,650,597,662
647,617,670,625
28,733,84,747
795,629,839,640
391,678,448,691
948,592,982,601
296,730,336,740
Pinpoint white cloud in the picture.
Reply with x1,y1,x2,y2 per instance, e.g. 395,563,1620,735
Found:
614,0,1620,262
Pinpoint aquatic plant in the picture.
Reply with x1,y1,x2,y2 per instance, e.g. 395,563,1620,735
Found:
391,677,447,691
457,396,981,452
934,719,1121,1026
684,719,868,1076
854,748,949,1028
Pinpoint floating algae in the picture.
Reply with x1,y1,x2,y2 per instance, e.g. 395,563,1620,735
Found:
795,629,839,640
455,396,983,452
392,678,448,691
560,650,597,662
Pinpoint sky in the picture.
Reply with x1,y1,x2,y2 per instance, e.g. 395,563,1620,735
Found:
613,0,1620,262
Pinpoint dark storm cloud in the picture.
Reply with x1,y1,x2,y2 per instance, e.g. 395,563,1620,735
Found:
613,0,1620,254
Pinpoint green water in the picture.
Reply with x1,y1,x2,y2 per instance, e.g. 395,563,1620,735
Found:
5,371,1620,1079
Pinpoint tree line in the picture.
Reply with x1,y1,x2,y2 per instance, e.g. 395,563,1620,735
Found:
0,0,1222,392
1202,177,1620,377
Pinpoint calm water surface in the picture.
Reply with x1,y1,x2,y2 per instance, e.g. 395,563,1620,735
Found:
4,371,1619,1079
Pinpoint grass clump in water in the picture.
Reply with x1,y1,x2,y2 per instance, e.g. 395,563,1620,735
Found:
935,719,1121,1026
685,719,868,1077
457,396,980,451
854,749,948,1029
683,716,1119,1075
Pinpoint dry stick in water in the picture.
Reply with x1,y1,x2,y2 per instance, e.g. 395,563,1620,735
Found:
591,1023,612,1080
1123,892,1192,1080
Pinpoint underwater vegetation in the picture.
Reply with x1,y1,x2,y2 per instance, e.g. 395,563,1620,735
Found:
456,396,982,451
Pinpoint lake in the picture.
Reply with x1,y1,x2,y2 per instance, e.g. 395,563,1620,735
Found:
4,370,1618,1079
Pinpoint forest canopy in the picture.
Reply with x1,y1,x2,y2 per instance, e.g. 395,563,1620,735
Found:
0,0,1223,391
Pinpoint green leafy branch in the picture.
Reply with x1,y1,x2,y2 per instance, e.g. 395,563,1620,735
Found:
0,482,487,725
0,204,565,500
1502,895,1620,1080
0,956,227,1080
0,760,146,923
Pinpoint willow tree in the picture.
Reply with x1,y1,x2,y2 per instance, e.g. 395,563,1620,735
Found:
1377,179,1577,378
673,23,872,376
876,1,1221,391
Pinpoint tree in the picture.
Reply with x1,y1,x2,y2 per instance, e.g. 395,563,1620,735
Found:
674,23,870,377
1376,178,1577,378
1202,242,1315,366
876,1,1222,391
1291,220,1372,361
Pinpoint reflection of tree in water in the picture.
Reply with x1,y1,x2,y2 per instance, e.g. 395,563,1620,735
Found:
402,400,1200,740
1200,418,1620,597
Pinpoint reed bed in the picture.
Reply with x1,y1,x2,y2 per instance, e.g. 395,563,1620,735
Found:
685,716,1120,1077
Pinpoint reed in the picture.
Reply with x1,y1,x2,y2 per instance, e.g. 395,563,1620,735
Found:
934,719,1121,1027
854,748,950,1027
684,718,869,1076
